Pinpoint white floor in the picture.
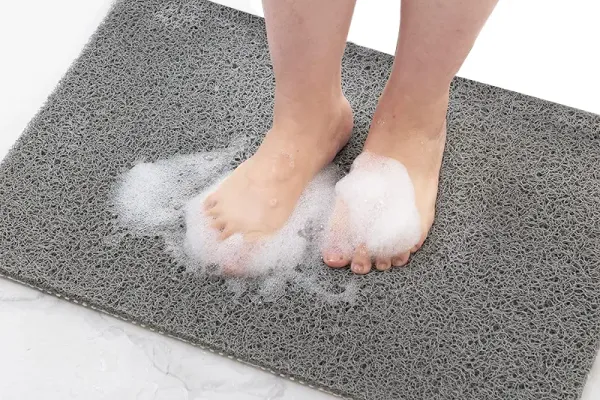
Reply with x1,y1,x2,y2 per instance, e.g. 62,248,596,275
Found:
1,0,599,399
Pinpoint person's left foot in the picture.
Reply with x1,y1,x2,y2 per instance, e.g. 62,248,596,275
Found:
322,93,447,274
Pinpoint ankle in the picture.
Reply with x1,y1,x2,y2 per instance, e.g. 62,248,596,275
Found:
371,86,448,139
274,80,343,111
386,71,453,102
272,91,351,132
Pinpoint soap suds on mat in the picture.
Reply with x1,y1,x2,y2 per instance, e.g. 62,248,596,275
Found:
109,148,359,302
110,147,424,301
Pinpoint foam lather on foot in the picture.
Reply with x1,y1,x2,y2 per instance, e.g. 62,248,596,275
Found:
111,150,236,236
112,150,356,301
329,152,421,257
1,1,600,399
183,166,337,277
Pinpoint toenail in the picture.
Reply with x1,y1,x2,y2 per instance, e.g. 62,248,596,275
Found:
324,254,339,263
378,262,388,270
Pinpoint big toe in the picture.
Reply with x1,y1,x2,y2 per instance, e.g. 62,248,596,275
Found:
323,249,351,268
203,193,218,210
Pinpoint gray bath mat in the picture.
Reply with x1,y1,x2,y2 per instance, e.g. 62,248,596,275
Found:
2,0,600,398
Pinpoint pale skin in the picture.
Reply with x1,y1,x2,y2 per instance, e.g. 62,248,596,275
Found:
204,0,499,274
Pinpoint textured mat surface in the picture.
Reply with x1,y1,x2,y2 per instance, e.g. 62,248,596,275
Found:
2,1,600,399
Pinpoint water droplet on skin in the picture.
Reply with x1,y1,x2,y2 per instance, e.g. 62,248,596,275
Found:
269,198,278,207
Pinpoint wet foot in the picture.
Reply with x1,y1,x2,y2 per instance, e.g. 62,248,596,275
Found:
323,92,447,274
203,96,353,243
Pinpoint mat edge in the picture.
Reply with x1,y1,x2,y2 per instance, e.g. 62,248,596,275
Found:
0,271,354,400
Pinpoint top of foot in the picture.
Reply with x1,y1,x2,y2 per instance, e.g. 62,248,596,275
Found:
202,97,353,242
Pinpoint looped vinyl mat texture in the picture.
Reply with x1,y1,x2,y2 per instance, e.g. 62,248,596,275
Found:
1,1,600,399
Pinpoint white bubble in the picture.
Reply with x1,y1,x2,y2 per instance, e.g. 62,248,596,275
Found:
110,150,234,236
109,148,355,303
183,165,338,277
323,151,421,258
109,148,421,302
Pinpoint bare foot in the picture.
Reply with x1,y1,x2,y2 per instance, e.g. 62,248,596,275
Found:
322,93,447,274
204,97,353,243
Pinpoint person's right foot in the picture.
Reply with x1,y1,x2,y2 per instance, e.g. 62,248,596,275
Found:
322,92,447,274
203,96,353,243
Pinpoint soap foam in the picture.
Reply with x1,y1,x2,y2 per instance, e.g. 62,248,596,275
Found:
111,150,236,235
183,166,338,277
110,148,420,301
324,151,422,258
109,149,358,303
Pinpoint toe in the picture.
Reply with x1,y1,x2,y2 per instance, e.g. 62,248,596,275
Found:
323,249,351,268
411,238,425,253
210,217,226,233
221,243,252,276
223,263,245,276
322,199,352,268
205,205,220,218
391,252,410,267
203,193,218,210
351,245,372,275
219,224,236,240
375,257,392,271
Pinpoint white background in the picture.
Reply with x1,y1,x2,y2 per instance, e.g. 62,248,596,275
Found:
2,0,600,162
0,0,599,399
